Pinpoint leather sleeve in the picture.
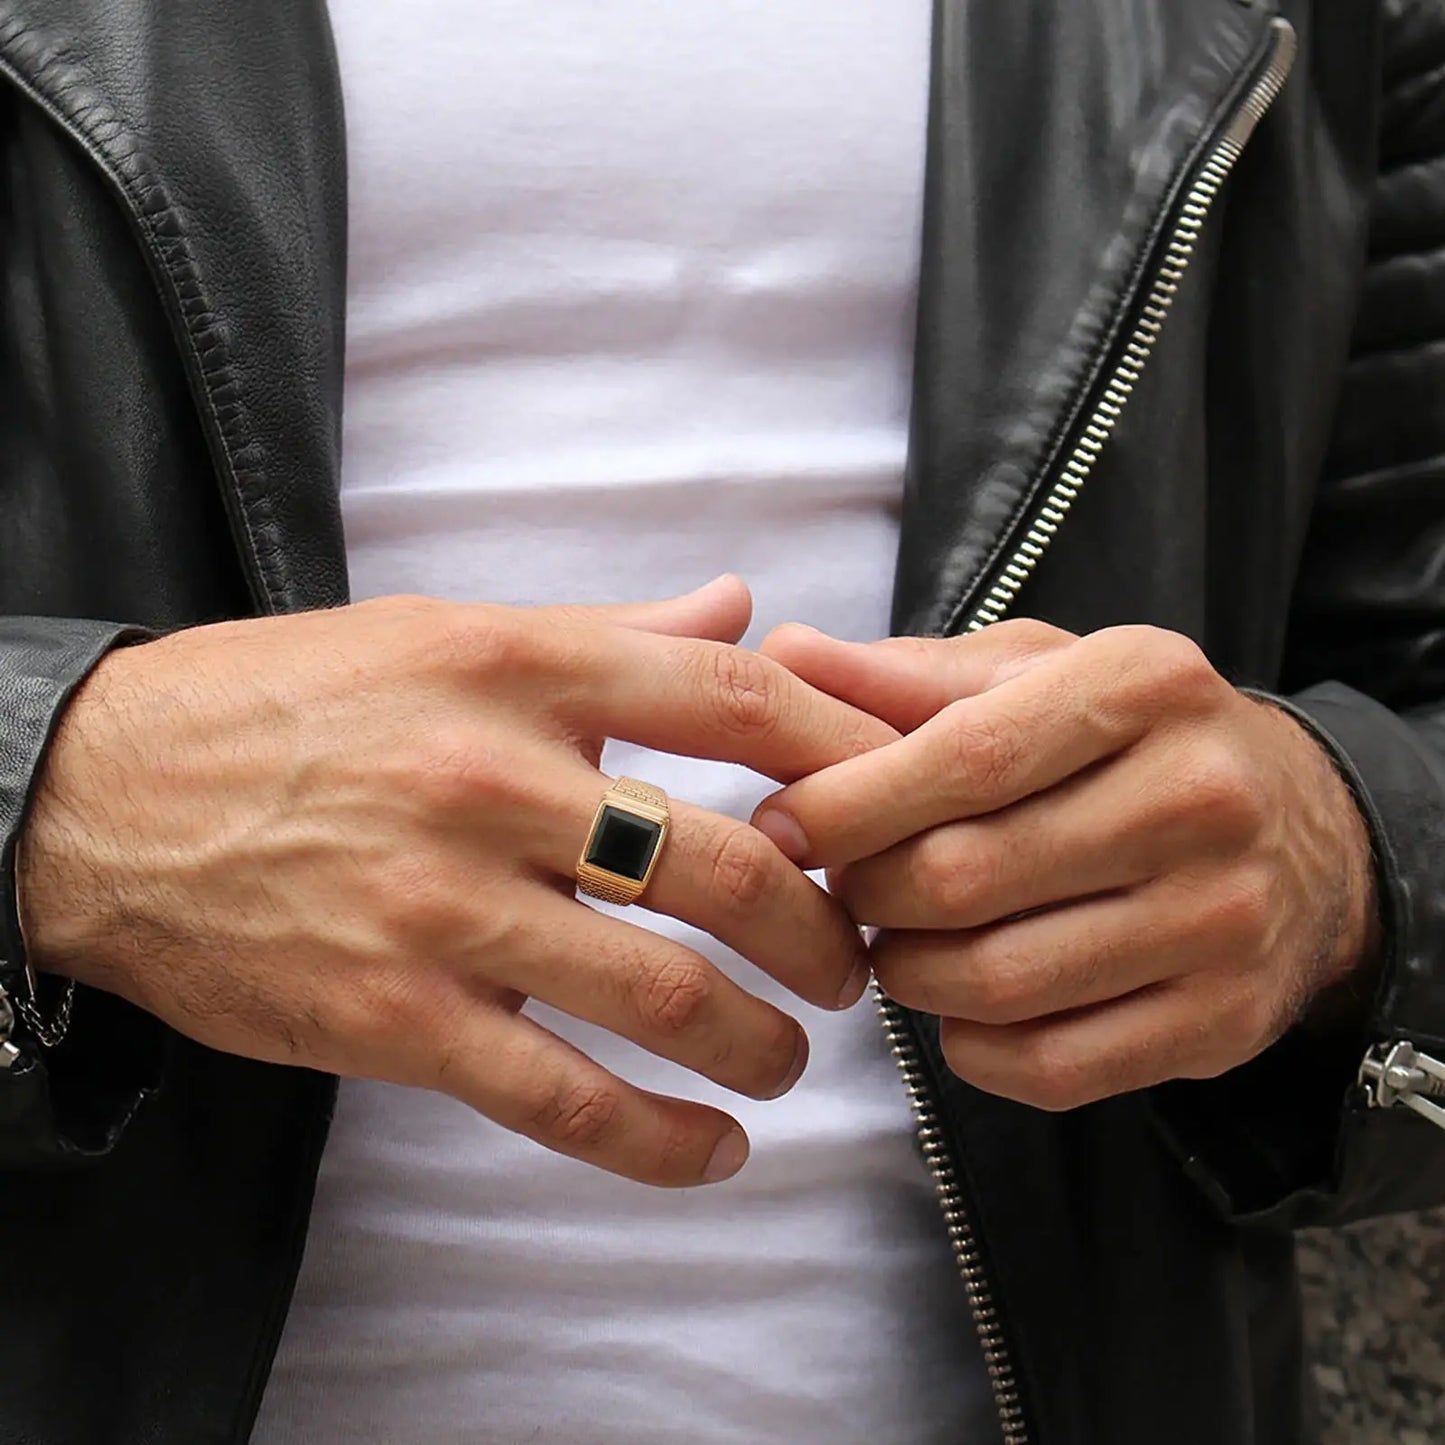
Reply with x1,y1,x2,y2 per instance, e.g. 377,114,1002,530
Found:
1152,0,1445,1228
0,616,162,1167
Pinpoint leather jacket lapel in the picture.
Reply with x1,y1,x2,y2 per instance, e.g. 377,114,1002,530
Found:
897,0,1274,638
0,0,1278,637
0,0,349,615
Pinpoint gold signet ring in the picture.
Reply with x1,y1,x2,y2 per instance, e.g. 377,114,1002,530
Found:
576,778,670,907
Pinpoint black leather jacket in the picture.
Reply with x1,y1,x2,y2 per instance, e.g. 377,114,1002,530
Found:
0,1,1441,1441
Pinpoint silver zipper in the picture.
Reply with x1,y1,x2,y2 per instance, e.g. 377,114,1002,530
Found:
878,19,1298,1444
876,993,1030,1440
966,17,1299,634
1359,1041,1445,1130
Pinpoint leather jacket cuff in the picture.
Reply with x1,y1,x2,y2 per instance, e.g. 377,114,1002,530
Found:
1150,681,1445,1228
0,617,162,1165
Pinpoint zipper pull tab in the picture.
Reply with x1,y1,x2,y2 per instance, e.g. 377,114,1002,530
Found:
1359,1040,1445,1129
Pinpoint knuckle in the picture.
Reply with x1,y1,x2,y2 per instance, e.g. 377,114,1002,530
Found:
1180,740,1261,825
1178,984,1275,1079
907,834,966,911
637,958,714,1037
834,712,894,762
413,599,485,666
905,831,995,924
1137,628,1218,709
705,647,781,738
710,824,777,911
1089,626,1214,724
1019,1039,1094,1112
941,702,1028,800
648,1115,709,1184
1181,1051,1235,1084
1224,986,1281,1059
1207,867,1274,944
966,951,1041,1027
992,618,1070,654
417,604,539,680
372,855,462,944
527,1078,625,1151
359,592,441,623
406,728,501,813
463,610,539,676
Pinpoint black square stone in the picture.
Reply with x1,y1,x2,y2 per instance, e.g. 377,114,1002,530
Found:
585,805,663,882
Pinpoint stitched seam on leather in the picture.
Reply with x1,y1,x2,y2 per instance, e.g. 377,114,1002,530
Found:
1376,145,1445,179
1366,225,1445,262
1368,233,1445,267
1383,54,1445,104
0,15,283,613
1344,330,1445,369
1323,449,1445,493
938,12,1275,638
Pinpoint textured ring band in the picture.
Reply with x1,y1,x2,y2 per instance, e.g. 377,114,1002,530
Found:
576,777,671,907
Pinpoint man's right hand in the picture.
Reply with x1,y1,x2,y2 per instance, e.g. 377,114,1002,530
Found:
18,578,895,1187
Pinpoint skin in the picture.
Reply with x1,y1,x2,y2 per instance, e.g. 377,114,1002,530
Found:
23,594,1377,1186
753,619,1380,1113
20,577,897,1188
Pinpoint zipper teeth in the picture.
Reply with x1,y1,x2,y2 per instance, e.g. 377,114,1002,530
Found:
967,18,1298,634
880,22,1298,1445
875,986,1031,1442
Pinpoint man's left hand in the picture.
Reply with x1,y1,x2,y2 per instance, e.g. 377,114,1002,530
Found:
752,620,1380,1111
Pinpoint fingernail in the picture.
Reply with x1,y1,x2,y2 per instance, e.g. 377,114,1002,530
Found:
754,808,810,864
836,951,872,1010
704,1127,750,1185
764,1031,811,1100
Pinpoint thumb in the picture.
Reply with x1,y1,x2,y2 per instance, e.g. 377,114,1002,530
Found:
758,621,1072,733
543,574,754,644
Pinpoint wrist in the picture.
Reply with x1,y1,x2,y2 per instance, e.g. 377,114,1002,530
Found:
15,663,125,994
1246,691,1382,1030
1298,710,1382,995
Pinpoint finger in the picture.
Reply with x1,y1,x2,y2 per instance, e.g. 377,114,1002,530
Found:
936,973,1265,1113
558,629,901,783
542,574,753,644
647,799,872,1011
439,1006,750,1187
759,619,1073,733
487,891,810,1101
871,876,1236,1026
834,756,1179,929
753,637,1149,868
535,768,871,1012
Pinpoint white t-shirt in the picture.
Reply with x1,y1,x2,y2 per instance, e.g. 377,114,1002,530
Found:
255,4,996,1442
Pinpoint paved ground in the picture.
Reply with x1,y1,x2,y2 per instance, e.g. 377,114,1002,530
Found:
1300,1210,1445,1444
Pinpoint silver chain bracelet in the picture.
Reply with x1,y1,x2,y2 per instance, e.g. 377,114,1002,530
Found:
8,834,75,1051
12,974,75,1050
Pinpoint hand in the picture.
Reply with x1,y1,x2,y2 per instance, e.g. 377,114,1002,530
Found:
752,619,1379,1112
21,578,893,1185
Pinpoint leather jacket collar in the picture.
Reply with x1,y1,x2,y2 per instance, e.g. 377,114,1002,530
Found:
0,0,1280,636
0,0,349,615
